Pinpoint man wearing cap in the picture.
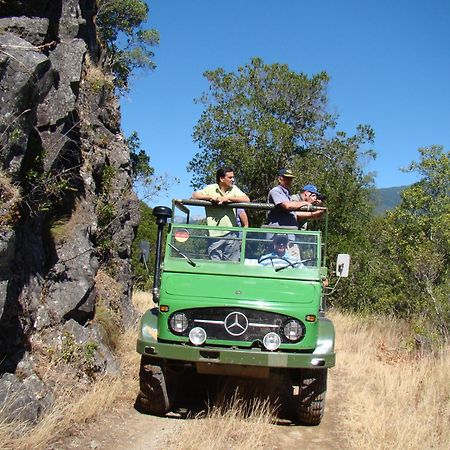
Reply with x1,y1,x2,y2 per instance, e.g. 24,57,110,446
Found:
291,184,325,229
258,234,303,268
266,169,311,227
192,166,250,260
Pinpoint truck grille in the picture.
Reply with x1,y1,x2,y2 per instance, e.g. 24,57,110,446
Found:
169,307,305,343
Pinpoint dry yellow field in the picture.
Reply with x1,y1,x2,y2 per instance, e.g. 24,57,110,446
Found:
333,312,449,449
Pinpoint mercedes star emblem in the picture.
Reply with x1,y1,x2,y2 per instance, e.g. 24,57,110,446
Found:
224,312,248,336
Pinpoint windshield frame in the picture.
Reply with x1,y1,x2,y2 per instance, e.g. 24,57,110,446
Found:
166,223,323,275
170,198,327,268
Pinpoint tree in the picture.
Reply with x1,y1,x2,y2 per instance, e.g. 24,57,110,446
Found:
188,57,376,256
96,0,159,92
378,146,450,340
131,201,158,290
189,58,338,201
127,130,154,180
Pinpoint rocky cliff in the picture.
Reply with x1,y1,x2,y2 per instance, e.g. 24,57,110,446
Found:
0,0,139,422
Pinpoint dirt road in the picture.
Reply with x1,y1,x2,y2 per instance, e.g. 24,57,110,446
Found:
54,368,344,450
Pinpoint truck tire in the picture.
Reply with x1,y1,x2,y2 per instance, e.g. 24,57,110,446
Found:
136,356,177,415
296,368,327,426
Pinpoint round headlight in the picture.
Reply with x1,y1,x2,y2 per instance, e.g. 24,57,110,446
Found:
189,327,207,346
283,320,304,342
263,332,281,351
169,312,189,334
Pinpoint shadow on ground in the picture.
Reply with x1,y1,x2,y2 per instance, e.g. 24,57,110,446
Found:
135,371,297,425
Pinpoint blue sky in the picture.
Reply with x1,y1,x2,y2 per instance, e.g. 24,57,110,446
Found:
121,0,450,206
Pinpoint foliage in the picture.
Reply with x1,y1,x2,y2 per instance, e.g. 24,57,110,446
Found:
20,147,78,216
127,130,154,179
96,0,159,92
59,332,100,380
131,201,159,290
379,146,449,339
0,170,21,230
340,146,449,342
85,61,115,93
189,57,338,201
95,164,117,262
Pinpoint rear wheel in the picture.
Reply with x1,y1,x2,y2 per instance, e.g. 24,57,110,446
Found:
296,368,327,425
136,356,178,415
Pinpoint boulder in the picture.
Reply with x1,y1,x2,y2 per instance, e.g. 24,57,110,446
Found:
61,319,120,377
0,372,53,424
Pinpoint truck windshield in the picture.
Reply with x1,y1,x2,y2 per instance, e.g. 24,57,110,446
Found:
169,226,319,269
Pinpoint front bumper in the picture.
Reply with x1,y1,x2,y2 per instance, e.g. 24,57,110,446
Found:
136,339,335,369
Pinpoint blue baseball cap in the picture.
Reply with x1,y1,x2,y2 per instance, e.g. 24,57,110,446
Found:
303,184,320,195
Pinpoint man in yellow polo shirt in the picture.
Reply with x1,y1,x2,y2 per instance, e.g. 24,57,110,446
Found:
192,167,250,260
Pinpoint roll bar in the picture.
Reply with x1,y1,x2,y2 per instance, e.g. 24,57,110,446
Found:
173,198,326,212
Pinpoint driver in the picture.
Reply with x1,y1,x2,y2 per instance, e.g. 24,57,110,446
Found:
258,235,302,268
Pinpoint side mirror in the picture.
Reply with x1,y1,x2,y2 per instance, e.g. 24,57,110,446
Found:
139,240,151,263
336,254,350,277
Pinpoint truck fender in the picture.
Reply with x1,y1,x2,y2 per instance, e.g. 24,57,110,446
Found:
138,307,159,343
313,317,335,355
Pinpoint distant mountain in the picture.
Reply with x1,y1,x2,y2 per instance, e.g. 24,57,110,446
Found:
373,185,408,215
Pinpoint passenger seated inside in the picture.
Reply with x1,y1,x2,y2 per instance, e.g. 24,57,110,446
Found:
258,235,303,269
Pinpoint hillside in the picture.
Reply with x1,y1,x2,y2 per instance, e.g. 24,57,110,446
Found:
373,185,407,214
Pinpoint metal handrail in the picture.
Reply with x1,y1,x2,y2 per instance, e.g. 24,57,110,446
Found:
173,198,326,212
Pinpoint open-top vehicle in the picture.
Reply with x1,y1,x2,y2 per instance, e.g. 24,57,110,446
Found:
136,199,349,425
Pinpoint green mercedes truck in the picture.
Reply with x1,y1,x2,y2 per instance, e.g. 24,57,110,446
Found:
136,199,349,425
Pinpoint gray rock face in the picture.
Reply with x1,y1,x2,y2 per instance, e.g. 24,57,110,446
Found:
0,17,49,45
37,40,86,128
0,372,53,424
0,0,139,423
0,230,15,318
41,221,100,326
0,32,55,175
62,319,120,376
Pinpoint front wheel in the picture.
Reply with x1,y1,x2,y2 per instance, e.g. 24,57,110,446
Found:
136,356,178,415
296,368,327,425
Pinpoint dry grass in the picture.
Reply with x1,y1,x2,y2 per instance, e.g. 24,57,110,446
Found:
167,395,277,450
132,289,154,314
12,378,122,449
0,294,144,449
0,376,124,449
332,311,450,450
0,170,21,230
93,270,126,349
48,215,72,244
83,54,114,93
46,198,97,245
